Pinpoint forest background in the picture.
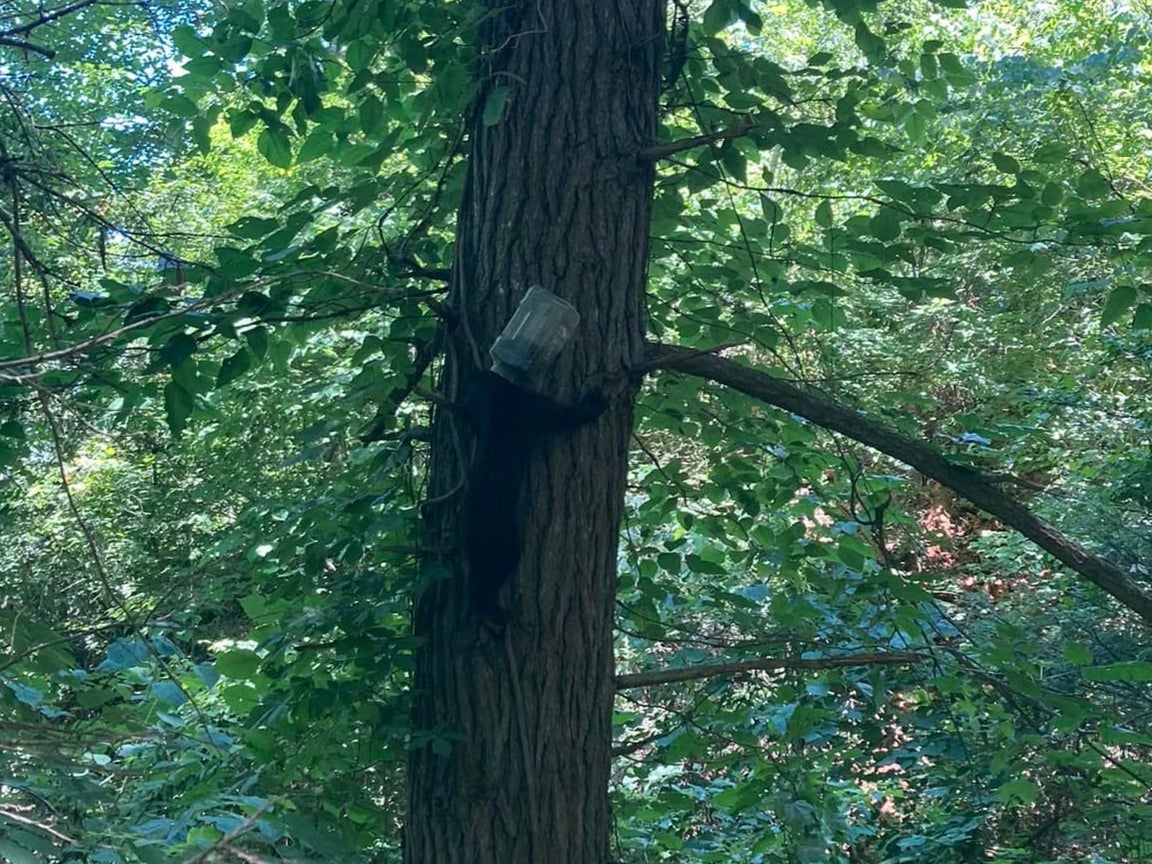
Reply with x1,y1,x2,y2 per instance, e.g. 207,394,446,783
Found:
2,0,1152,862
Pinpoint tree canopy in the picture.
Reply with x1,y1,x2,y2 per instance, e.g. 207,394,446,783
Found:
2,0,1152,862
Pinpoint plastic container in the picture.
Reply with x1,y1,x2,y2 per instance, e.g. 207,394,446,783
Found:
489,286,581,384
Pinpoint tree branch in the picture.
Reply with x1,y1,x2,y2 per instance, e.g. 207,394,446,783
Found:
0,36,54,57
637,117,756,162
1,0,102,36
615,651,924,690
644,342,1152,625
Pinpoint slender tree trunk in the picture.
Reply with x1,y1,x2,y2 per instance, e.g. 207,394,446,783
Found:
405,3,663,862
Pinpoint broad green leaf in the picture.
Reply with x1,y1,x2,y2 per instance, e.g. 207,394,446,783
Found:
160,333,197,368
171,25,204,58
217,348,252,387
257,126,294,168
737,3,762,34
0,838,40,864
996,778,1037,804
854,21,886,64
150,681,188,706
183,55,223,78
1134,302,1152,330
991,152,1020,174
192,114,212,153
1101,284,1137,327
761,194,782,223
359,94,384,135
871,208,901,241
164,380,195,435
482,85,509,127
215,649,262,679
229,109,260,138
214,246,261,279
226,216,279,239
1076,168,1111,199
701,0,735,35
713,781,762,810
1061,642,1092,665
246,326,270,358
814,200,834,228
298,128,335,162
1040,181,1064,206
160,95,199,118
346,38,377,72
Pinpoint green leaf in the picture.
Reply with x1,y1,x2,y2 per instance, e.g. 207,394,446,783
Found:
359,94,384,135
298,128,334,163
160,333,198,370
257,126,294,168
226,216,278,239
482,85,509,127
229,109,260,138
1134,302,1152,330
192,114,213,154
760,195,782,223
214,246,261,279
246,326,270,359
238,290,272,315
814,200,834,228
1040,181,1064,206
811,297,845,331
164,380,195,435
854,21,886,64
991,152,1020,174
346,38,377,72
0,838,41,864
870,208,901,241
1061,642,1092,665
901,106,928,142
701,0,735,35
160,95,199,118
996,778,1038,804
685,554,726,575
713,781,762,810
183,55,223,78
171,25,205,59
737,3,762,34
1034,142,1069,163
216,348,252,387
1076,168,1111,199
1101,284,1137,327
215,649,262,679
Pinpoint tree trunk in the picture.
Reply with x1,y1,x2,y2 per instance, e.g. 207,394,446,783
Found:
405,3,663,862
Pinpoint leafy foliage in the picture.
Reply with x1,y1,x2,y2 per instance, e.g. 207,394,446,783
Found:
2,0,1152,862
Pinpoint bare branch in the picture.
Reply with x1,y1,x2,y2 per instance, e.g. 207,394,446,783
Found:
645,342,1152,625
615,651,924,690
0,807,75,846
638,116,756,162
1,0,103,36
0,35,54,57
0,295,232,375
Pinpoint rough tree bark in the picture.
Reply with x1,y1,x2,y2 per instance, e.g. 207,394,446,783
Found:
405,2,664,862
